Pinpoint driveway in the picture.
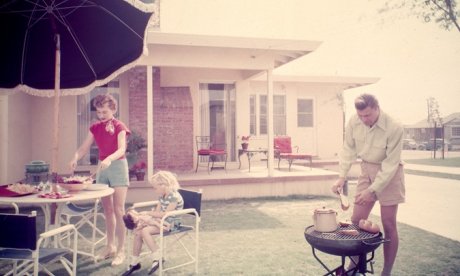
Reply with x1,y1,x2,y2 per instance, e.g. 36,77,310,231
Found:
364,174,460,242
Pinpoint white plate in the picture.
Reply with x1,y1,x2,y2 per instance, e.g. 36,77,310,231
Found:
85,184,108,191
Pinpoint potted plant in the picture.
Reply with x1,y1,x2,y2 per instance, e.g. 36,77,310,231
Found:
132,161,146,181
241,135,250,150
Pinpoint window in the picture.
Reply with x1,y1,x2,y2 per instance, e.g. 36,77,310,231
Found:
259,95,286,135
76,80,120,165
452,126,460,137
273,95,286,135
259,95,267,135
297,99,313,127
249,95,256,135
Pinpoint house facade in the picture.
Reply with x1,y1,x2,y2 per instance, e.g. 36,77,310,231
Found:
404,112,460,150
0,14,378,184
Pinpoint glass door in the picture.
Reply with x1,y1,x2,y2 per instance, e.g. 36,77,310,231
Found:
199,83,236,161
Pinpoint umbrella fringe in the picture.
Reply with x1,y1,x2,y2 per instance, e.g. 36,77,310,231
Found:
124,0,158,13
3,0,158,98
7,55,146,97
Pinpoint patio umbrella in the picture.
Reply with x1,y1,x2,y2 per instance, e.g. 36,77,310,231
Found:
0,0,156,179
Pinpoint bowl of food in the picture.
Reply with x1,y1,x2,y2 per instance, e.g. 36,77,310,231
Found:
57,175,93,193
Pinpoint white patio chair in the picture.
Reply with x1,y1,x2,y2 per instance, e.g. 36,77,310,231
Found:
0,211,77,276
126,188,202,275
59,199,106,262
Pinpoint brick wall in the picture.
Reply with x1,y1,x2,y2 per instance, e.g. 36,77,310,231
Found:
127,67,194,172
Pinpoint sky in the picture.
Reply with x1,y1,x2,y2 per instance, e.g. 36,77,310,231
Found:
162,0,460,125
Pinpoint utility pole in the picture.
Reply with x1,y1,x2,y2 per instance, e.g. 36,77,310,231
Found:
426,97,444,159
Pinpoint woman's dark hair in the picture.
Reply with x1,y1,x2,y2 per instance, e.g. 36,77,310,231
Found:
93,93,118,111
354,93,379,111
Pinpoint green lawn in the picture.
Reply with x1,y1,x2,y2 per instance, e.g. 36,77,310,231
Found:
404,157,460,180
404,157,460,167
2,196,459,275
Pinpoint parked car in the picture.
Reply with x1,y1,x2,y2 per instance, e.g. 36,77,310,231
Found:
421,138,452,151
402,139,418,150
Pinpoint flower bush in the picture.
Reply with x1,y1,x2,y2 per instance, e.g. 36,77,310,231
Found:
126,131,147,154
132,161,146,173
241,135,251,142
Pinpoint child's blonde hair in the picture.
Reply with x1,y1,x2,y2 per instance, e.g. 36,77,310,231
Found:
150,171,180,191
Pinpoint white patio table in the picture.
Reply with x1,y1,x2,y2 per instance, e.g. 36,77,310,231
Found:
0,186,114,249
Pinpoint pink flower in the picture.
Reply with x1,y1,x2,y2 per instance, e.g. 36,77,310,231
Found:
132,161,146,171
241,135,250,142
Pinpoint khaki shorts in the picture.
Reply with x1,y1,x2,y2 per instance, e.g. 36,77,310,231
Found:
356,161,405,206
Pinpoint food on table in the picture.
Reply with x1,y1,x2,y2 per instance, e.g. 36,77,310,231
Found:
60,175,93,184
38,191,72,199
6,183,37,194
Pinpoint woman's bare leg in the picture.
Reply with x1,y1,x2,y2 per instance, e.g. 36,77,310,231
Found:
111,187,128,265
99,195,116,258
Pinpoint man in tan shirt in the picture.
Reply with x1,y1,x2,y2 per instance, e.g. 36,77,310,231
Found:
332,93,405,276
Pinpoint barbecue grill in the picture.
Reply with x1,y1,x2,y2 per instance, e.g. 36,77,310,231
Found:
304,224,388,275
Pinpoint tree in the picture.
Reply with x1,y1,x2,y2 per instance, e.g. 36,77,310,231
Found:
379,0,460,32
426,97,445,159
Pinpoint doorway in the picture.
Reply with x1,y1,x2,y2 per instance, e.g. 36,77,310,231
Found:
199,83,236,161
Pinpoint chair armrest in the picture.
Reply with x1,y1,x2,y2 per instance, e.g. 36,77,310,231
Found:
40,224,76,239
161,208,199,219
131,200,160,209
0,202,19,214
160,208,200,226
159,208,200,235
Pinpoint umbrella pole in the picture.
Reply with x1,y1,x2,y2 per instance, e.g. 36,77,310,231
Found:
50,34,61,224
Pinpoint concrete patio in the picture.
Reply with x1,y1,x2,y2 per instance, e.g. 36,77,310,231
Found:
126,160,343,203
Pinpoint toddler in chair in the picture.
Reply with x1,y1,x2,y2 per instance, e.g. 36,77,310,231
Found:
122,171,183,276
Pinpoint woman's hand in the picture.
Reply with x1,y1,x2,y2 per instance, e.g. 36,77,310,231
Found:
100,158,112,170
69,159,78,171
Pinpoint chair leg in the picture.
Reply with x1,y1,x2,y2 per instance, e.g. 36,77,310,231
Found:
207,156,212,174
288,159,293,171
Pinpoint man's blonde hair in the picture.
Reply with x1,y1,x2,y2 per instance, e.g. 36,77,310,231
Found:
150,171,180,191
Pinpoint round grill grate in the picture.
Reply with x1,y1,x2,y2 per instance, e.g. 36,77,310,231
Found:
305,224,379,241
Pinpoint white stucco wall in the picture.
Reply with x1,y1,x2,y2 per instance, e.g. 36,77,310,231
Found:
241,81,344,160
2,73,132,183
3,93,33,183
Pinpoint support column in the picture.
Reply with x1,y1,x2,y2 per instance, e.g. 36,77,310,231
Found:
267,69,274,177
147,66,153,180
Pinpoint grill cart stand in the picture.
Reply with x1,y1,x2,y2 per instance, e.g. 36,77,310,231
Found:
305,225,388,276
310,246,376,275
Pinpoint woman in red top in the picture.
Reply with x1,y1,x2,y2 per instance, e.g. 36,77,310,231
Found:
70,93,130,266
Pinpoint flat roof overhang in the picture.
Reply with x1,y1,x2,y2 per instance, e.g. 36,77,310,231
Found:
139,32,322,77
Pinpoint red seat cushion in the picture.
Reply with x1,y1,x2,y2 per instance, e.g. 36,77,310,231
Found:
209,149,226,155
197,149,211,155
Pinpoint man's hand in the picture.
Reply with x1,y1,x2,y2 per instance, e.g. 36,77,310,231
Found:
331,178,346,194
354,188,376,205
